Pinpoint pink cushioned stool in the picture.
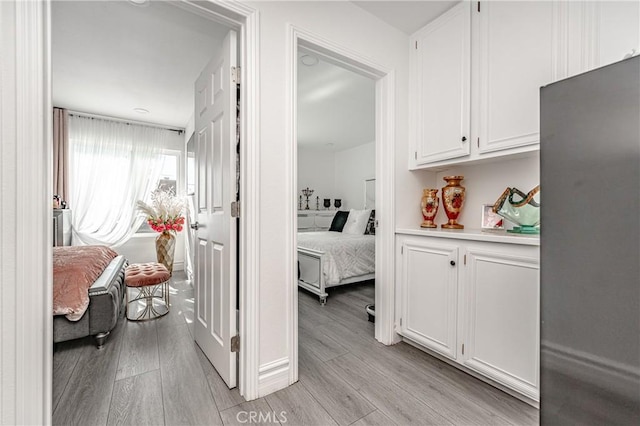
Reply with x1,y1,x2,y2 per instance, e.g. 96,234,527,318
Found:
125,262,170,321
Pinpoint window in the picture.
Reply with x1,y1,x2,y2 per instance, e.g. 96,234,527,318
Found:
137,151,181,233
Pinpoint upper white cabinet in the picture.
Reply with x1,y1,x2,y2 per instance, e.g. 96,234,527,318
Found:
564,1,640,77
409,0,640,170
410,2,470,165
475,1,557,154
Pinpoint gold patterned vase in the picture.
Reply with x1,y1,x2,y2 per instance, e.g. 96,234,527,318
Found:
420,189,439,228
156,231,176,275
441,176,465,229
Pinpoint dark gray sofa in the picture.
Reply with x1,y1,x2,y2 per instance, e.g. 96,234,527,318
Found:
53,255,127,348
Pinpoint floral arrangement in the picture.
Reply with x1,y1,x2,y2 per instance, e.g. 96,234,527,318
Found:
136,189,187,234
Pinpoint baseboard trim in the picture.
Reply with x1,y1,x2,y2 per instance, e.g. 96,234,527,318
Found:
257,357,290,397
541,340,640,399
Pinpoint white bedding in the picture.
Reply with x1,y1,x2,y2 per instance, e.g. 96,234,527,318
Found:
298,231,375,285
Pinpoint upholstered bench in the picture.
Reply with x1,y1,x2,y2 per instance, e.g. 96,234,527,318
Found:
125,262,170,321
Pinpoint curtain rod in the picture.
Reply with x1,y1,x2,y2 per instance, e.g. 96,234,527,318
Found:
64,108,184,134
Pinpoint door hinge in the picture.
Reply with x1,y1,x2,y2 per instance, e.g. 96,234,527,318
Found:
400,318,403,326
401,245,404,254
462,343,465,355
231,335,240,352
415,40,418,49
464,254,467,265
477,2,481,12
375,219,379,229
231,66,240,84
231,201,240,218
477,137,480,148
414,151,417,160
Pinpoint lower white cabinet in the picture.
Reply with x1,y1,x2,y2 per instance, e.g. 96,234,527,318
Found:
462,246,540,401
396,233,540,402
399,241,459,360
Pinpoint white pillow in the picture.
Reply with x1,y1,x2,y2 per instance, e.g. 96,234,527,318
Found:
342,209,372,235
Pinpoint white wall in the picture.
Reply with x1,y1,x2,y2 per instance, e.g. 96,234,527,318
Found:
298,142,375,210
246,0,410,393
334,141,375,210
297,147,335,208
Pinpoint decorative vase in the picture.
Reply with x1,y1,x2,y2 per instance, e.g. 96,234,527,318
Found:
420,189,439,228
441,176,465,229
334,199,342,209
156,231,176,275
323,198,331,209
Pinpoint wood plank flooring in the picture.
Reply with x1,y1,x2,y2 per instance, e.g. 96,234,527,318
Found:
53,274,538,425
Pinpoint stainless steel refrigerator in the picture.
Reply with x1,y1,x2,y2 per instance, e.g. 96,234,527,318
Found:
540,56,640,423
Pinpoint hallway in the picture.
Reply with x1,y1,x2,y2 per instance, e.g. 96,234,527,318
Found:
53,274,538,425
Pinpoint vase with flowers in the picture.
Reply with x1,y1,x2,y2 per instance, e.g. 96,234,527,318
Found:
137,189,187,275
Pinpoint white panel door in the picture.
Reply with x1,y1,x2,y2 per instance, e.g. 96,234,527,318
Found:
194,30,238,388
399,238,458,360
476,0,556,153
411,1,471,165
463,248,539,400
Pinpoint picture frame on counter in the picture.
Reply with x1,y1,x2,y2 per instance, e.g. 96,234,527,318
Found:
481,204,504,230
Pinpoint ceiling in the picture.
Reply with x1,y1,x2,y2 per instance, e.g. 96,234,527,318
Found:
297,53,375,151
52,0,229,128
352,1,460,35
51,0,457,139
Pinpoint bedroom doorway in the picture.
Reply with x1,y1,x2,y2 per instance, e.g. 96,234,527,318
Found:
49,1,261,415
295,46,377,299
288,28,397,387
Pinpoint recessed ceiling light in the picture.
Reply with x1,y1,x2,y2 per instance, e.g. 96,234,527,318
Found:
129,0,149,6
133,108,149,114
300,54,319,66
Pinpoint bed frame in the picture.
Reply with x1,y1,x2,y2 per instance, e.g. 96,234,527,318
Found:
298,247,375,305
53,255,127,348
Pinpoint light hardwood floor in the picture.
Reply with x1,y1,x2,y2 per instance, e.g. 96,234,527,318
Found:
53,274,538,425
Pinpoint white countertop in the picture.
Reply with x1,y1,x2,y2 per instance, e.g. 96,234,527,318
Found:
396,226,540,246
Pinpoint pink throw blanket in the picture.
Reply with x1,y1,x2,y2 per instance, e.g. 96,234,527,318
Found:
53,246,118,321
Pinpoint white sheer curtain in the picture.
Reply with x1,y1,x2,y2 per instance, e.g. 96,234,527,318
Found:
68,114,170,247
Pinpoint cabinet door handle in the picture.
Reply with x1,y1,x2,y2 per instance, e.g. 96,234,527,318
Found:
450,260,456,266
461,136,467,142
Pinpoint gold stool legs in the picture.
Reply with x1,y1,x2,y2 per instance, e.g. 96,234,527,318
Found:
126,279,170,321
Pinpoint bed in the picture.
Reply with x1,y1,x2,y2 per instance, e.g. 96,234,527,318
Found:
53,246,128,348
298,231,375,304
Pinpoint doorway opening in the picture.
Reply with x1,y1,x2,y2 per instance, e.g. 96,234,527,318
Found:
49,2,260,421
295,42,378,351
287,27,398,386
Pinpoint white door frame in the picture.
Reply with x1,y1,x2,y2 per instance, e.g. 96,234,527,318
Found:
286,25,398,384
1,1,52,423
174,0,261,400
4,2,262,422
